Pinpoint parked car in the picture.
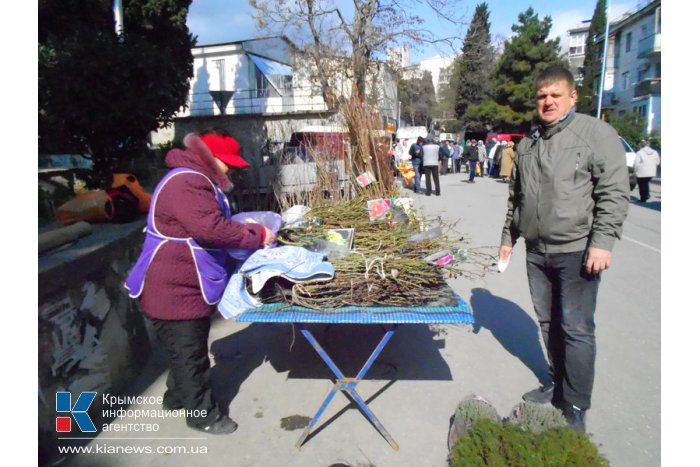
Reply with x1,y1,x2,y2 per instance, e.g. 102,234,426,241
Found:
619,136,637,190
486,133,524,144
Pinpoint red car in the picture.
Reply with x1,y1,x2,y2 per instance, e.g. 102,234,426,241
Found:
486,133,524,144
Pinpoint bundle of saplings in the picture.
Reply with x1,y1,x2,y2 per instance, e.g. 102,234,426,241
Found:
266,196,495,310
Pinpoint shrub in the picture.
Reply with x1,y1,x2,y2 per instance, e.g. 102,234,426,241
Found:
449,418,608,467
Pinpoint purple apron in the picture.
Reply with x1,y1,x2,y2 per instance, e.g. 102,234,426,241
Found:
124,168,232,305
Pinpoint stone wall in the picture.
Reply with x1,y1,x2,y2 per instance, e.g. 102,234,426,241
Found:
38,220,151,464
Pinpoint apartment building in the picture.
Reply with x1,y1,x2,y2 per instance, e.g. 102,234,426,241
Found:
565,0,661,134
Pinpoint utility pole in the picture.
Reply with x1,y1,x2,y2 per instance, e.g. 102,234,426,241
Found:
114,0,124,34
596,0,610,119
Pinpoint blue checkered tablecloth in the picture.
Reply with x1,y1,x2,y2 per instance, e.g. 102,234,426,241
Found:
235,294,473,324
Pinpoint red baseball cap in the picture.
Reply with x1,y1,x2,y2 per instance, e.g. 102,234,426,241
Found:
200,134,250,168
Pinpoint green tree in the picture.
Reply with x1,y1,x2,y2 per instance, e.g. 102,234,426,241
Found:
398,71,436,127
39,0,195,183
453,2,495,131
578,0,607,114
467,7,568,132
607,113,647,149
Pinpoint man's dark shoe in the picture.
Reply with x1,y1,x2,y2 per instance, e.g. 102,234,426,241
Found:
162,393,184,411
190,415,238,435
562,403,586,434
162,399,184,411
522,383,555,403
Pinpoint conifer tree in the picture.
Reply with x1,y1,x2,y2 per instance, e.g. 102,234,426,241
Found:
453,2,494,130
39,0,195,182
467,7,568,132
399,71,437,127
578,0,607,114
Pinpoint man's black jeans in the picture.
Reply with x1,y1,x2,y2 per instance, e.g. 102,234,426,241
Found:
637,176,652,201
526,250,600,410
150,317,220,428
423,165,440,195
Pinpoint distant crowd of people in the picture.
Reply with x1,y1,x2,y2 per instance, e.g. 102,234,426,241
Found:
391,135,519,195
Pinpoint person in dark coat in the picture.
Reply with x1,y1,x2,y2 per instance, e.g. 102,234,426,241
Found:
466,140,479,183
492,141,506,178
126,128,276,435
409,136,425,193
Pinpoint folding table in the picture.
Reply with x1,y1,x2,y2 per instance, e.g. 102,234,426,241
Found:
235,296,473,450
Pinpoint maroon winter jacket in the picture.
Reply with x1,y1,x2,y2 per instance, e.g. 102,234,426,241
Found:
140,133,264,320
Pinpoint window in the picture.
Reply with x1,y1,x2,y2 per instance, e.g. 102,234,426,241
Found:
254,67,269,98
655,62,661,78
568,32,587,56
622,71,630,90
618,110,626,117
656,7,661,33
638,69,645,83
625,32,632,52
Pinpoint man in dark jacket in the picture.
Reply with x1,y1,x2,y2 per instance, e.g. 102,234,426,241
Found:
466,140,479,183
439,140,452,175
126,128,276,435
498,65,629,434
492,141,505,178
409,136,425,193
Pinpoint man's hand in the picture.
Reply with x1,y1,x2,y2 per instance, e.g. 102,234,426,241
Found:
262,227,277,247
585,247,612,274
499,245,513,262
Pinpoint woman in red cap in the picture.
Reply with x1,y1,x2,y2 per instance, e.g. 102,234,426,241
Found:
126,127,276,434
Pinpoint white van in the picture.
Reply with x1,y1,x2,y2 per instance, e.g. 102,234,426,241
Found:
619,136,637,190
396,126,428,143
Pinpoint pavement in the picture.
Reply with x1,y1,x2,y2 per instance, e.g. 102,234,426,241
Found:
60,170,660,467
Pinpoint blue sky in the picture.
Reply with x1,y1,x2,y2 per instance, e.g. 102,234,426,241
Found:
187,0,638,62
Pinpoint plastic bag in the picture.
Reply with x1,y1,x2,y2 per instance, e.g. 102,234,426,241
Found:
281,205,311,225
55,190,114,225
227,211,283,261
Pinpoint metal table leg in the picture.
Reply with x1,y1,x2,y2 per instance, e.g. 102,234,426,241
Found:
295,324,399,450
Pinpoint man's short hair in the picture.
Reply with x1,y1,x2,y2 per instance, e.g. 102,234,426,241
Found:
535,65,575,90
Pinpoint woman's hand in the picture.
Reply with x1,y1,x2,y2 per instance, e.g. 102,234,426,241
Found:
262,227,277,247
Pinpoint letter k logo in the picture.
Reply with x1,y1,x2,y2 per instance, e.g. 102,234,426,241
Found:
56,392,97,433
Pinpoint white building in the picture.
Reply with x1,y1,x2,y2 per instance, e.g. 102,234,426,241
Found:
565,0,661,134
566,25,589,85
152,36,398,149
400,53,455,100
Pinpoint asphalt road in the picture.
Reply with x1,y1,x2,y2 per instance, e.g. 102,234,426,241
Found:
64,171,660,467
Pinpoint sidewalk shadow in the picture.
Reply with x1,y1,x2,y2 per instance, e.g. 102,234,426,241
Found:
470,288,550,385
630,195,661,212
209,323,451,415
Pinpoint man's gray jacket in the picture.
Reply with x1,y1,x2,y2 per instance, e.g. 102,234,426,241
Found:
501,112,629,253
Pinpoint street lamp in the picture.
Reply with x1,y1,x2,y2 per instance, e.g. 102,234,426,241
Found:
596,0,610,120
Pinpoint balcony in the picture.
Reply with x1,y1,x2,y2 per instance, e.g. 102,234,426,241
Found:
634,78,661,97
638,33,661,58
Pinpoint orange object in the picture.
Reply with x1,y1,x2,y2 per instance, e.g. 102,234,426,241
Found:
55,190,114,225
399,162,415,185
111,173,152,213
